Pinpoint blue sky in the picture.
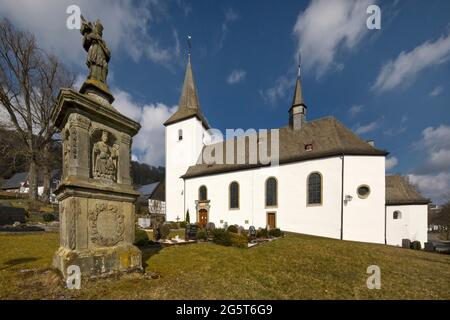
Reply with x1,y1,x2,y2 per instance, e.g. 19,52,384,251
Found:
1,0,449,203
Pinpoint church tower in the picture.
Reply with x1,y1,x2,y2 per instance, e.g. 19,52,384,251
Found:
289,61,307,130
164,40,210,222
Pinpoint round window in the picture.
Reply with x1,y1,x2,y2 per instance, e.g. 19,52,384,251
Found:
357,185,370,199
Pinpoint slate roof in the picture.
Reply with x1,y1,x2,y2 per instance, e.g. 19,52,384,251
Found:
163,58,210,129
2,170,61,190
2,172,28,190
137,182,160,197
182,116,388,179
386,175,430,205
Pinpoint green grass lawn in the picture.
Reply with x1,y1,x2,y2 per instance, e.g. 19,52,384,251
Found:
0,232,449,299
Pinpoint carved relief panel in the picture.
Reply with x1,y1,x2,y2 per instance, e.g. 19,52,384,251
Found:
90,129,119,182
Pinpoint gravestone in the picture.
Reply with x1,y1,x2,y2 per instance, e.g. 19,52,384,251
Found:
185,223,198,240
401,239,411,249
424,242,435,252
52,17,142,278
248,226,256,238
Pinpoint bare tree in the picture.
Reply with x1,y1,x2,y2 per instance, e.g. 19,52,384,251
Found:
0,19,74,201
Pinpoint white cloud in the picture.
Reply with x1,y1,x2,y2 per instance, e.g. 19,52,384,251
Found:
354,120,380,135
372,32,450,92
227,69,246,85
293,0,373,78
348,104,363,118
215,8,239,52
0,0,181,67
385,156,398,171
429,85,444,97
409,124,450,204
110,88,176,166
259,76,293,105
408,173,450,205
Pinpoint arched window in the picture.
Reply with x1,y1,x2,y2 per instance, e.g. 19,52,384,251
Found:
265,177,278,207
199,185,207,201
229,182,239,209
393,211,402,220
178,129,183,141
307,172,322,205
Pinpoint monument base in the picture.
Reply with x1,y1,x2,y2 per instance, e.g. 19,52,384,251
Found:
53,244,142,278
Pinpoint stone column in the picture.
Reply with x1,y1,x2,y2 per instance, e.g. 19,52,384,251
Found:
51,89,142,279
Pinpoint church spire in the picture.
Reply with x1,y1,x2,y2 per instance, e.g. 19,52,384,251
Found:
289,54,307,130
178,35,200,111
163,36,209,128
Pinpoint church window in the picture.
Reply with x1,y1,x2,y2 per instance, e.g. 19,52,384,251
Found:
178,129,183,141
199,185,207,201
307,172,322,205
229,181,239,209
357,185,370,199
265,177,278,207
393,211,402,219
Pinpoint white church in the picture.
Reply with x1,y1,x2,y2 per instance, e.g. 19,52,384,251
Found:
164,55,430,247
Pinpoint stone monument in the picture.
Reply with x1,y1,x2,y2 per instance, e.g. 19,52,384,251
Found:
52,16,142,278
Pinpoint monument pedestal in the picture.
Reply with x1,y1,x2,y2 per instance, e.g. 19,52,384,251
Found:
51,88,142,278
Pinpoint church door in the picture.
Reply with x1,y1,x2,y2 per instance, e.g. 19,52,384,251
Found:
199,209,208,227
267,212,276,229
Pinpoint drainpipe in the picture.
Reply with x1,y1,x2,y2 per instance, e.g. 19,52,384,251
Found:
183,178,186,221
340,154,345,240
384,205,387,245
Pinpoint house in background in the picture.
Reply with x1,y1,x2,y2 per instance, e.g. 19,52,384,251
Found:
1,170,60,203
137,180,166,226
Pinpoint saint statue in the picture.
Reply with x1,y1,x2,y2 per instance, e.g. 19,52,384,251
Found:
80,16,111,85
92,131,119,181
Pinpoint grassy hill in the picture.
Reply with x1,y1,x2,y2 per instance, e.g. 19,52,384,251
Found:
0,232,449,299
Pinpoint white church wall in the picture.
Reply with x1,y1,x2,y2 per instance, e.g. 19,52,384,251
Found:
386,204,428,247
342,156,386,244
184,157,343,240
165,117,208,222
184,155,387,245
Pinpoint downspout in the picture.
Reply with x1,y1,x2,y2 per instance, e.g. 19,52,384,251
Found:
340,154,345,240
183,178,186,221
384,205,387,244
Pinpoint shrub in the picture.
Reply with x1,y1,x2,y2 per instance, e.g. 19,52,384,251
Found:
197,229,207,241
43,213,56,222
134,229,150,246
212,228,232,246
230,233,249,248
256,228,268,238
227,225,238,233
179,221,187,228
186,210,190,223
411,241,422,250
167,221,179,229
269,228,282,238
160,224,171,239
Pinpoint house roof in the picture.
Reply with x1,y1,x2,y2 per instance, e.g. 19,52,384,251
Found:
2,172,28,189
137,180,165,203
386,175,430,205
137,182,160,197
2,170,61,190
163,58,210,129
182,116,388,179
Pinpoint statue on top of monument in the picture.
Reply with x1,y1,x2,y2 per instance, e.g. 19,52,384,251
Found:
92,130,119,181
80,16,111,85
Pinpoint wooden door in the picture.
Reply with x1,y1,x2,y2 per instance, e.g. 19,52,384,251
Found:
199,209,208,227
267,212,276,229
